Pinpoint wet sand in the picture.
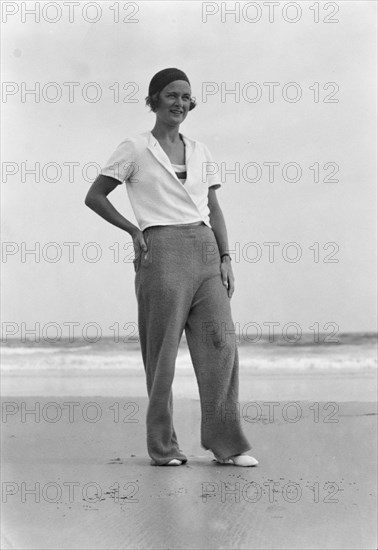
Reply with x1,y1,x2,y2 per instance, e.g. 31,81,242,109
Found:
1,369,377,549
2,365,377,401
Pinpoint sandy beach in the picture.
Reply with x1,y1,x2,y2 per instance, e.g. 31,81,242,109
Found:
1,335,377,549
1,369,377,549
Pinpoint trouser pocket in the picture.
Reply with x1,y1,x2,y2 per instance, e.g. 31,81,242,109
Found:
133,253,141,273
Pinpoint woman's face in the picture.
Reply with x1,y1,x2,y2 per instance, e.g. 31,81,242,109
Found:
155,80,191,125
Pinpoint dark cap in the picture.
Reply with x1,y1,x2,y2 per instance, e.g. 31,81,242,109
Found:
148,68,190,97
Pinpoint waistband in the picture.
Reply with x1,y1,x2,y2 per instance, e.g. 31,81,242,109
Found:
144,221,205,231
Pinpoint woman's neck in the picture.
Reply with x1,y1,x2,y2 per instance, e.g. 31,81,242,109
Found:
151,122,182,144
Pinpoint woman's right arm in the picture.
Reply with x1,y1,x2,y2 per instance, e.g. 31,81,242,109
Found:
84,175,147,250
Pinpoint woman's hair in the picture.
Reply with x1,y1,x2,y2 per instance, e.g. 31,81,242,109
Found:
145,92,197,113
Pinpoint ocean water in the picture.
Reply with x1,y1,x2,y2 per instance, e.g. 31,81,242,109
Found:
1,333,377,373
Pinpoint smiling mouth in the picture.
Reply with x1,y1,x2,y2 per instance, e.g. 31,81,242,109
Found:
170,110,183,115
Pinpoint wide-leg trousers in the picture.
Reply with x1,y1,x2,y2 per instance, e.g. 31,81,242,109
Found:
134,221,251,465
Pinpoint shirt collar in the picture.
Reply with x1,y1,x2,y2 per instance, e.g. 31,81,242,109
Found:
147,130,195,157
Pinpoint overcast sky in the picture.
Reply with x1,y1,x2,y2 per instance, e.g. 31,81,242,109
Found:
1,1,377,340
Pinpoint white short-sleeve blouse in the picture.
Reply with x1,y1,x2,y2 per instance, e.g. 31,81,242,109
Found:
100,131,222,231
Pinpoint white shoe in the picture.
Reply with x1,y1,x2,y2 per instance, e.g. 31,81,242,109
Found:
215,454,259,467
167,459,184,466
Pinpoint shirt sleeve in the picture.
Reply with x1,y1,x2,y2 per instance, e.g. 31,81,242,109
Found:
100,139,137,184
202,144,222,190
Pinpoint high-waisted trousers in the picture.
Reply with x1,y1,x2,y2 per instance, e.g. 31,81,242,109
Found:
134,221,251,465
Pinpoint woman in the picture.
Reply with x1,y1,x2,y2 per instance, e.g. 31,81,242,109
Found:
85,68,258,467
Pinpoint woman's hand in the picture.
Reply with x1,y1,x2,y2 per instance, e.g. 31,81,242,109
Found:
220,257,234,299
132,228,148,259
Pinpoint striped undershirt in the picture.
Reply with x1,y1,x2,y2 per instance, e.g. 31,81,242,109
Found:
171,162,187,185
